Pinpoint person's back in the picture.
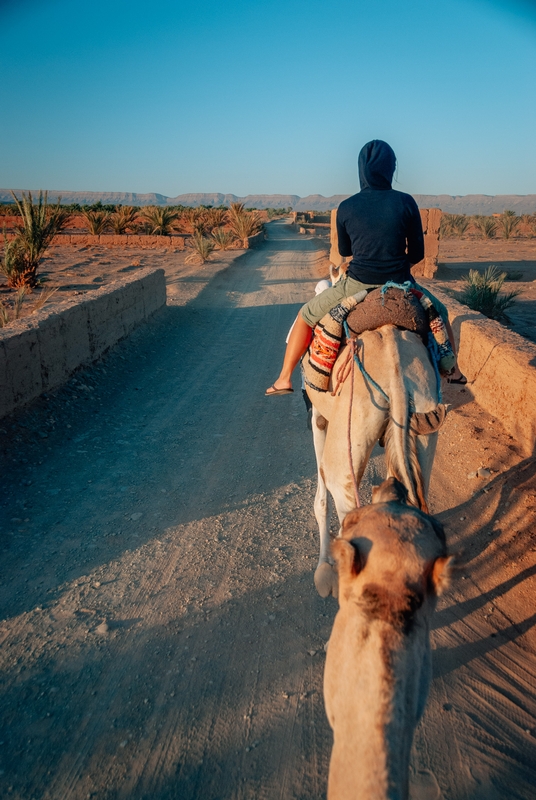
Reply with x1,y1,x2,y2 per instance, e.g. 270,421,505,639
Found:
336,140,424,285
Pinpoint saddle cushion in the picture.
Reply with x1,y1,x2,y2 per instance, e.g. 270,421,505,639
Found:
346,287,429,339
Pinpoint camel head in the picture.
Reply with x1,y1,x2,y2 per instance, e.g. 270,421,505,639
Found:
324,477,454,800
333,477,452,609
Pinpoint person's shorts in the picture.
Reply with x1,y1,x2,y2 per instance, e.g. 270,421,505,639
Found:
299,275,448,327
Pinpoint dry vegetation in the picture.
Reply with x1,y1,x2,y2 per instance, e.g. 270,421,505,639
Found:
440,210,536,240
0,196,267,312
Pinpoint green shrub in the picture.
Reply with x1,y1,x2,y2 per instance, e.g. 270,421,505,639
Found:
211,227,236,250
186,231,215,263
459,265,522,322
0,191,70,288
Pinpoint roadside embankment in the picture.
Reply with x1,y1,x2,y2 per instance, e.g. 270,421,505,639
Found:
0,267,166,419
426,284,536,456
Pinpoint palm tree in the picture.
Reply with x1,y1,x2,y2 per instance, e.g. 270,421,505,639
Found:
226,204,263,248
140,206,179,235
109,206,139,234
82,209,111,235
498,210,520,240
473,216,497,239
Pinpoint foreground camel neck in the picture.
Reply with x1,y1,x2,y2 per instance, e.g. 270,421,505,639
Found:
325,606,431,800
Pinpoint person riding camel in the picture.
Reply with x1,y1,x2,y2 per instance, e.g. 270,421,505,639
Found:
265,139,466,396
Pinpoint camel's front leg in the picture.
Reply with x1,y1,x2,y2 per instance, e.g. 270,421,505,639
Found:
311,407,337,598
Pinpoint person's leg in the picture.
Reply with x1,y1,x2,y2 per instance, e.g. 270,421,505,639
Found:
266,314,313,394
416,283,466,382
266,276,377,395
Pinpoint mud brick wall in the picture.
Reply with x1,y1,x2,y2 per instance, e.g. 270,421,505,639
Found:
411,208,442,279
0,267,166,419
329,207,442,278
2,232,185,250
423,284,536,456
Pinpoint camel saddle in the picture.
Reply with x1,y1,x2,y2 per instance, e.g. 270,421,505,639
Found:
346,286,429,339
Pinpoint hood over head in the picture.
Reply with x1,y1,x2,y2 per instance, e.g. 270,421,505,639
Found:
358,140,396,190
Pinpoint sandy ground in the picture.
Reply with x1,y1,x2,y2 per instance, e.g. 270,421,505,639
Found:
436,237,536,343
0,220,535,799
0,243,252,321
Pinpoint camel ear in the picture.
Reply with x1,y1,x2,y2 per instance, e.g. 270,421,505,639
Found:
332,539,362,578
372,477,408,505
431,555,455,595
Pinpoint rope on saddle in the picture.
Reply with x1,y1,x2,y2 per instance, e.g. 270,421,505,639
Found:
343,320,390,403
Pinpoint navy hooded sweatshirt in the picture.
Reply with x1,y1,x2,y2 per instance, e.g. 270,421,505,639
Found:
336,140,424,284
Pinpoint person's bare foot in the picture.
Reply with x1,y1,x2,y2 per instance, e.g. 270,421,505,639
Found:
446,368,467,385
265,380,293,396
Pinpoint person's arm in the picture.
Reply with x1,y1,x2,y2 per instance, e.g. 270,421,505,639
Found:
336,207,353,258
406,198,424,266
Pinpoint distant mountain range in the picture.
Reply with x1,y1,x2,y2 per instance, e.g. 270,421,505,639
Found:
2,189,536,215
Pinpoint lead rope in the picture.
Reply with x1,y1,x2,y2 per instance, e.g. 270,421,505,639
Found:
347,337,361,509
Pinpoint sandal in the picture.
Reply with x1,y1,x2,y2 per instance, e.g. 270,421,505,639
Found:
447,374,467,385
265,384,294,396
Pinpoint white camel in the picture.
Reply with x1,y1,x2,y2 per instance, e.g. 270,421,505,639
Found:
307,323,445,597
324,477,453,800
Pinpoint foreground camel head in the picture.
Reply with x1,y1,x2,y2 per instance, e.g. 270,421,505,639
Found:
324,477,453,800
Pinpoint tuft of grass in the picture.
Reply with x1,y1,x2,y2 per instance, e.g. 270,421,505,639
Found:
31,285,59,311
0,191,70,288
139,206,179,236
211,227,236,250
459,265,522,323
0,287,27,327
185,231,215,264
0,284,58,327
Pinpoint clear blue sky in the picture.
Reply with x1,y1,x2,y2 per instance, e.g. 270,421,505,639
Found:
1,0,535,198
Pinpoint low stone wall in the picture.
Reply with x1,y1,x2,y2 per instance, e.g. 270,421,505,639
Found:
426,285,536,456
3,230,264,250
3,232,185,249
0,267,166,419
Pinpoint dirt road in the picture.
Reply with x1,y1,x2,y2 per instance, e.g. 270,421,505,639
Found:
1,220,535,799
